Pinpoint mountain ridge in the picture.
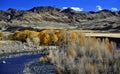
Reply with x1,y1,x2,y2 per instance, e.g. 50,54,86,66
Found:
0,6,120,32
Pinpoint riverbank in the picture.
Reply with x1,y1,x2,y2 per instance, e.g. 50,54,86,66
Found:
23,60,58,74
0,50,49,60
0,40,57,59
0,53,46,74
0,30,120,74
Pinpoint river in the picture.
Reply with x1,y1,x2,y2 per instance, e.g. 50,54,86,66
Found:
0,53,44,74
0,43,119,74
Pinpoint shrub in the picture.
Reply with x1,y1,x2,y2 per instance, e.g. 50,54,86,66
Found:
48,31,120,74
12,31,27,41
39,57,45,63
9,30,39,42
39,55,52,63
28,31,39,40
7,29,68,45
71,31,77,40
42,33,51,45
0,32,4,40
51,33,59,43
8,34,14,40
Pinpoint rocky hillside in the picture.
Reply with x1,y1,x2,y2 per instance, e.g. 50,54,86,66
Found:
0,6,120,32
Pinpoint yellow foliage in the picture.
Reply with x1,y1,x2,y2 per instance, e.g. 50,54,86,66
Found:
8,34,14,40
104,38,114,52
8,29,116,50
53,30,61,33
39,55,52,63
42,33,51,45
79,32,86,46
17,32,27,41
40,30,49,34
54,30,66,41
46,55,52,61
23,30,30,36
11,30,40,41
29,31,39,40
51,34,58,43
12,31,25,41
12,31,20,40
105,38,109,44
37,32,42,39
97,38,101,43
109,42,114,51
0,32,4,40
71,32,77,40
69,48,76,57
39,57,45,63
88,63,96,73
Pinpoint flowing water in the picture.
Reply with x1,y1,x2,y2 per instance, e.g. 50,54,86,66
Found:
0,41,119,74
0,54,44,74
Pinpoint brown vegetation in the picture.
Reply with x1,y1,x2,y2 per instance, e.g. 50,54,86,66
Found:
46,30,119,74
0,29,119,74
7,29,71,45
0,32,4,40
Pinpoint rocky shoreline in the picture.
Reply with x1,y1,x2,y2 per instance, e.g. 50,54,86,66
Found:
0,50,49,60
23,60,58,74
0,40,57,59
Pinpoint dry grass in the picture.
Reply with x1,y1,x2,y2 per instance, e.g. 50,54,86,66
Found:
7,29,67,45
47,30,120,74
1,30,119,74
0,32,4,40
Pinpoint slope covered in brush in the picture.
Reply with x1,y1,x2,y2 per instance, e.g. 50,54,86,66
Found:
0,6,120,32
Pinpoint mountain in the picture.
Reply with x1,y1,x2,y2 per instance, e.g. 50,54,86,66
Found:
0,6,120,32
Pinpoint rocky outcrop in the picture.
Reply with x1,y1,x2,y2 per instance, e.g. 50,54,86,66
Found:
0,6,120,32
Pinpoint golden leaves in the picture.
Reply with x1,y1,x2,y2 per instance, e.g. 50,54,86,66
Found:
39,55,52,63
104,38,114,52
69,48,76,57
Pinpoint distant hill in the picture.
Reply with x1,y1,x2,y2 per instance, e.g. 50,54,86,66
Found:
0,6,120,32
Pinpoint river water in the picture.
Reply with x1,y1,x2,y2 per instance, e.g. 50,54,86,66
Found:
0,44,120,74
0,54,44,74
